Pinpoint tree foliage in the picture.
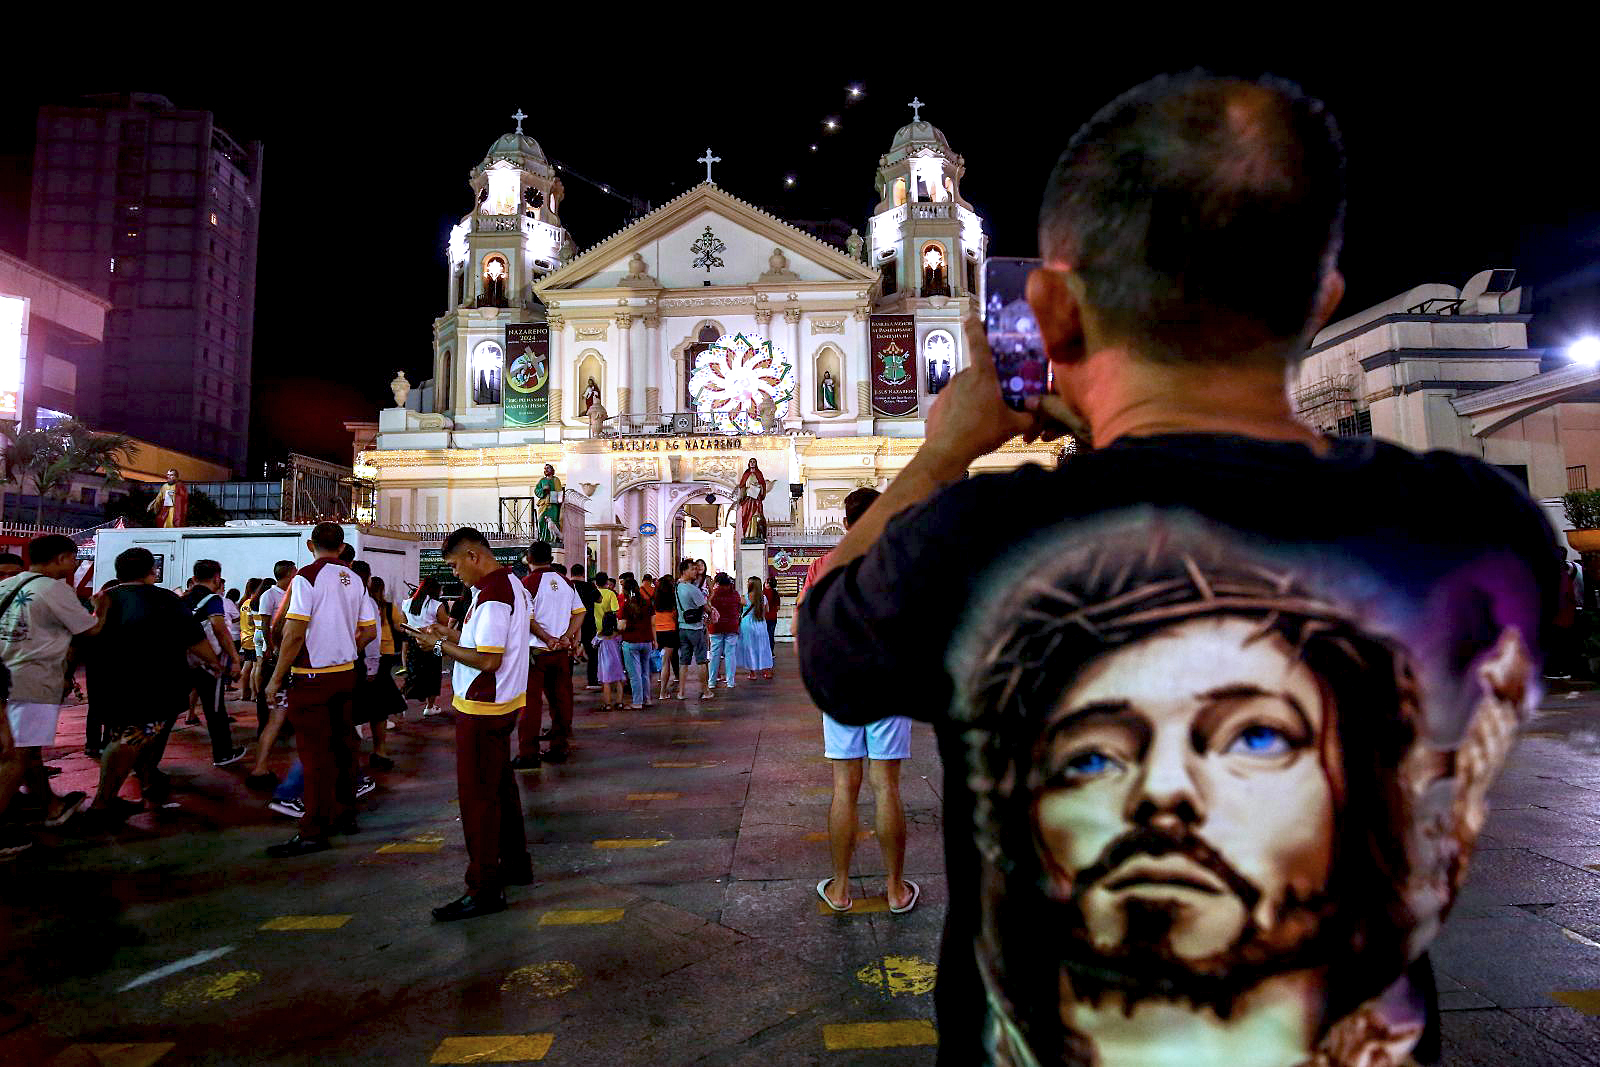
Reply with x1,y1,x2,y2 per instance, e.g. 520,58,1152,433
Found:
0,420,137,527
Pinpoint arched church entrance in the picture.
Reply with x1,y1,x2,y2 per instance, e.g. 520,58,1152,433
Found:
612,479,738,580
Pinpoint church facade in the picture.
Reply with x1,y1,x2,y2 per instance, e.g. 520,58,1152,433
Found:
363,110,1058,590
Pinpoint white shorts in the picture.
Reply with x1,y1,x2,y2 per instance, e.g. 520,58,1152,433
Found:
6,702,63,747
822,712,911,761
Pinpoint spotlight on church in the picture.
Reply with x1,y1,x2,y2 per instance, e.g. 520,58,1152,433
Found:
1571,337,1600,366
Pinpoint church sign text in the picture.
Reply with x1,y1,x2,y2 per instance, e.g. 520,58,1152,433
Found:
610,437,745,453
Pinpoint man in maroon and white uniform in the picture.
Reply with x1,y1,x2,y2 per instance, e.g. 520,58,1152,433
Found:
415,526,531,921
263,523,375,857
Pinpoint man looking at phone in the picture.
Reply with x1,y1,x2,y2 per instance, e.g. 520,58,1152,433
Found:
798,72,1552,1067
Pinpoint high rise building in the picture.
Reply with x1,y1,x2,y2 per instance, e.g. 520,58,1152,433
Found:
26,93,262,473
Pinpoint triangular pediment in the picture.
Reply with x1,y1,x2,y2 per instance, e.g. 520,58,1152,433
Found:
535,183,878,294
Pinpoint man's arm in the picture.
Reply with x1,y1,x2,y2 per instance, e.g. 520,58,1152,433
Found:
209,613,239,675
264,618,307,701
189,636,222,673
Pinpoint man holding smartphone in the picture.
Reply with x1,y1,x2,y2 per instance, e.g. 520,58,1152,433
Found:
798,73,1552,1067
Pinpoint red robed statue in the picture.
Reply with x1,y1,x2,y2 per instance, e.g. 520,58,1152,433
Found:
734,459,767,542
149,468,189,528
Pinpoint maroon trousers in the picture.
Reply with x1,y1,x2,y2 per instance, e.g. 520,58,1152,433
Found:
518,650,574,759
286,669,359,839
456,708,530,896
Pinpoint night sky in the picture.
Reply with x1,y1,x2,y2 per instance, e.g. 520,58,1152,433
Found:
2,37,1596,469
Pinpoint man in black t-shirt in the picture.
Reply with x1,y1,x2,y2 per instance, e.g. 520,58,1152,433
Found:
569,563,600,689
87,547,217,820
798,73,1553,1067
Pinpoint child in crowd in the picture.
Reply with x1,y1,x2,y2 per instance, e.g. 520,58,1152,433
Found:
592,613,625,710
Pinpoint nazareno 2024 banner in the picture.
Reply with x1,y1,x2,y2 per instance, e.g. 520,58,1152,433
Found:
870,314,918,417
504,322,550,426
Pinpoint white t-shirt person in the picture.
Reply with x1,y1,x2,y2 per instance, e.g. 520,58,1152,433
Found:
0,572,97,704
283,558,375,675
452,567,529,715
525,567,583,653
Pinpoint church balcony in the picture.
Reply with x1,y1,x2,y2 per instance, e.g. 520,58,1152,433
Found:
607,411,750,438
909,202,954,220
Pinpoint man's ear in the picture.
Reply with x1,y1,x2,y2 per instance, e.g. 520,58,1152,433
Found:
1308,269,1346,337
1026,267,1085,366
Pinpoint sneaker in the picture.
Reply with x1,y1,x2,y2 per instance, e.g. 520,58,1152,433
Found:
509,755,542,772
540,747,570,764
42,792,88,828
369,754,395,772
213,746,248,768
422,705,444,717
265,834,330,859
356,777,377,799
267,797,305,819
0,827,33,858
584,685,600,691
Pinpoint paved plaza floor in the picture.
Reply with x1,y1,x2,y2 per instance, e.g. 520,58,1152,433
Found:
7,653,1600,1064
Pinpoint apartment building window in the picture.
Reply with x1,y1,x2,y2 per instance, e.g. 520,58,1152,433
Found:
1569,464,1588,491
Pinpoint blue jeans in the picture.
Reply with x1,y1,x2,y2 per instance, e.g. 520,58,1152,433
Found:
708,633,739,686
621,641,653,704
274,759,304,801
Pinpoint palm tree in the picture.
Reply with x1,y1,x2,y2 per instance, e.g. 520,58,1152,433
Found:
0,420,136,527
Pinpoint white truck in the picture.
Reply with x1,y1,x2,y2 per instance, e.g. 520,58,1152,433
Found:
92,523,421,601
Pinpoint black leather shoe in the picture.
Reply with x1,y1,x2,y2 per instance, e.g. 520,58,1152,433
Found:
265,835,331,858
509,755,541,771
432,893,506,922
540,747,570,764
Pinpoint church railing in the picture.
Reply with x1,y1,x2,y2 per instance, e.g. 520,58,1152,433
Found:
607,412,741,437
910,202,954,220
475,214,521,233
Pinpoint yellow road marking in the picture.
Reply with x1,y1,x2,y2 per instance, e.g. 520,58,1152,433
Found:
593,839,670,849
627,792,680,801
855,955,938,995
429,1034,554,1063
805,829,873,843
61,1044,177,1067
538,908,624,925
260,915,352,931
822,1021,937,1049
663,719,721,726
818,896,890,915
670,738,709,745
414,833,446,843
574,722,609,730
651,760,716,768
1554,989,1600,1014
377,842,443,853
501,961,581,1000
159,970,261,1009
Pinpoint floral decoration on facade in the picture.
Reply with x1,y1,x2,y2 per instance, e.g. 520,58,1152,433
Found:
688,331,794,434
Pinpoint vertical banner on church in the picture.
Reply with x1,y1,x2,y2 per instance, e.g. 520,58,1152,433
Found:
504,322,550,426
869,314,918,417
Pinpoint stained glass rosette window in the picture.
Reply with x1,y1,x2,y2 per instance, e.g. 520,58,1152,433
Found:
687,331,794,434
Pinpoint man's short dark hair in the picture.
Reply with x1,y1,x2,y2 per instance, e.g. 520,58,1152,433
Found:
115,547,157,582
570,564,585,577
0,552,23,569
27,534,76,566
593,571,609,587
273,559,296,582
529,541,554,565
678,560,695,576
311,522,346,553
193,559,221,583
1039,71,1346,364
338,543,357,564
843,488,881,530
350,560,371,584
442,526,491,557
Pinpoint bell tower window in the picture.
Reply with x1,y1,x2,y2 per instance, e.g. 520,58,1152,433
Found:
481,255,509,308
880,254,898,297
892,178,908,208
471,340,503,406
921,243,949,298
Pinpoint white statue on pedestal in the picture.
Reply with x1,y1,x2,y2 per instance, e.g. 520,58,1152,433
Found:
758,395,778,434
588,396,608,438
390,370,411,407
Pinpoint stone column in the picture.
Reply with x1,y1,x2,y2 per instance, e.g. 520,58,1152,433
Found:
854,304,873,433
615,312,633,421
546,313,565,440
643,314,661,414
784,307,803,430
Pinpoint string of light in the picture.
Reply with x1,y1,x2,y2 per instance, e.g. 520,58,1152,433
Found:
784,83,868,190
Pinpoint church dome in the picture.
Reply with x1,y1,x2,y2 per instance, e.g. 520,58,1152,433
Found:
888,120,952,154
484,131,548,164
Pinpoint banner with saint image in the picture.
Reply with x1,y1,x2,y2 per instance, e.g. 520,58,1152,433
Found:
504,322,550,426
869,314,918,417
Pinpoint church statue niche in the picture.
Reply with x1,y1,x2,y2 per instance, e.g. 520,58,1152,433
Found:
583,377,601,414
819,370,838,411
925,329,955,395
481,255,510,308
922,243,949,297
574,351,605,420
471,340,503,405
814,345,843,416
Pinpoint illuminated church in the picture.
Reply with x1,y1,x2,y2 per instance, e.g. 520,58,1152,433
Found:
361,104,1056,608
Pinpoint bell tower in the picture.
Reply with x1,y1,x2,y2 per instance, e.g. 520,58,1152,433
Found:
866,98,986,308
432,110,571,427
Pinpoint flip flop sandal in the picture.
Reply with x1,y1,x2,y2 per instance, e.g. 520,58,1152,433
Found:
889,879,921,914
816,878,853,912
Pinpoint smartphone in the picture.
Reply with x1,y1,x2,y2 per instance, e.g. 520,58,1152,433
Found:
984,256,1048,410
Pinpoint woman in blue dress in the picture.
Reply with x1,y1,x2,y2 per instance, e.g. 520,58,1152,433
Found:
740,576,774,681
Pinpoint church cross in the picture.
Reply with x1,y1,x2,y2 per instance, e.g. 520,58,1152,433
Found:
698,147,721,183
908,97,925,122
512,108,527,135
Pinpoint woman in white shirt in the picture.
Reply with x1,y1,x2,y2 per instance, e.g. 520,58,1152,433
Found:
402,577,449,716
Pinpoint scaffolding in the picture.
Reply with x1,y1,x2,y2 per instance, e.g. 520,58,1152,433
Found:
1294,374,1359,434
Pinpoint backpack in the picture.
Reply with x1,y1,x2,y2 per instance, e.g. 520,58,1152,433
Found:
184,591,222,671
